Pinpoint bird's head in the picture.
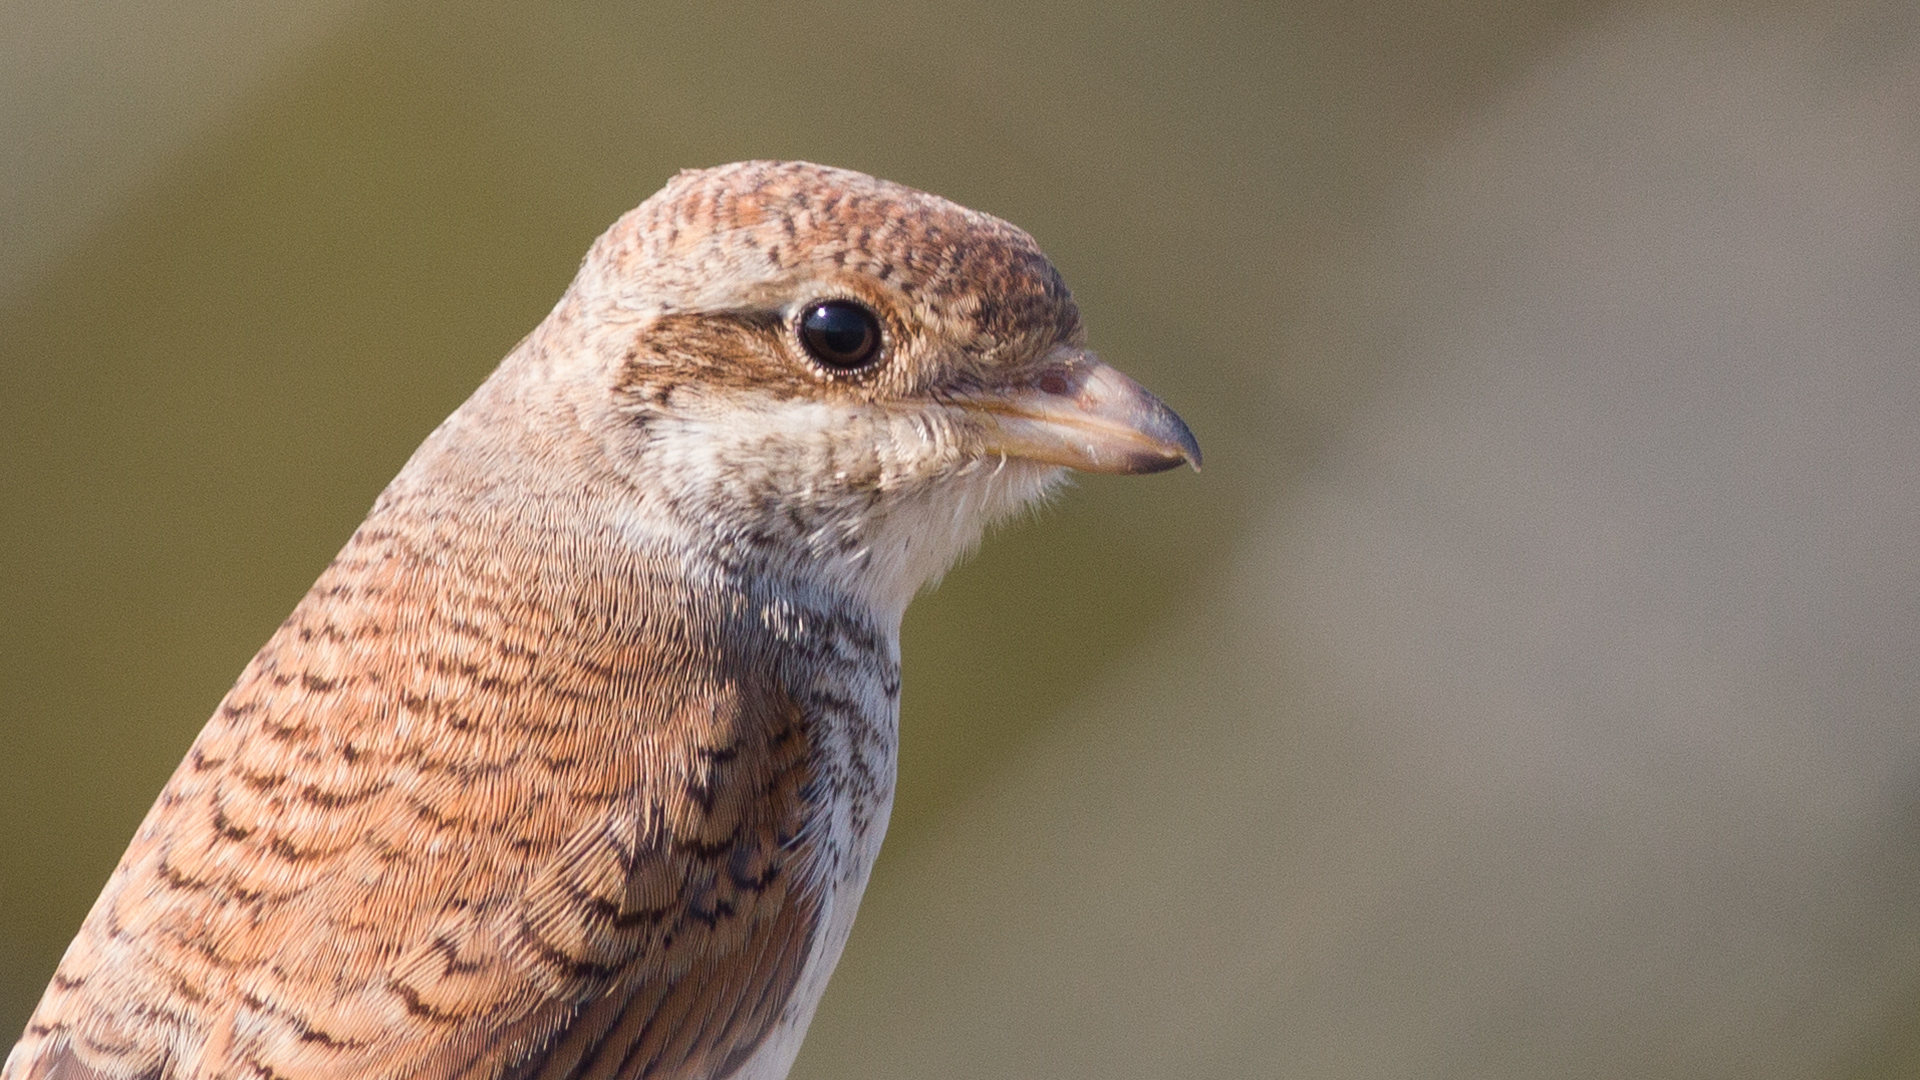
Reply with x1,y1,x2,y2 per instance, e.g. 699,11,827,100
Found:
493,161,1198,619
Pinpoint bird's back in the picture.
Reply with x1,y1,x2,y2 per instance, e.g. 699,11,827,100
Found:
6,456,897,1080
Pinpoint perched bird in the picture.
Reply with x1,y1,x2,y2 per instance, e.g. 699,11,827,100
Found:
5,161,1199,1080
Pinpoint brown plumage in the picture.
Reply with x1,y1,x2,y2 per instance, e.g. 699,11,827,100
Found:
6,161,1199,1080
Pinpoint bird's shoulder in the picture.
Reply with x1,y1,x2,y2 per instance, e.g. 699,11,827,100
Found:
9,510,868,1080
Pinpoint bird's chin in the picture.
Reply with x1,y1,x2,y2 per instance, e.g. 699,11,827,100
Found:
824,454,1064,620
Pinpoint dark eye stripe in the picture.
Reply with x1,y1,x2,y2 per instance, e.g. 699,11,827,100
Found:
798,301,882,371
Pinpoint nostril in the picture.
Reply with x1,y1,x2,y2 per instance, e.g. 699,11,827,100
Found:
1037,372,1072,396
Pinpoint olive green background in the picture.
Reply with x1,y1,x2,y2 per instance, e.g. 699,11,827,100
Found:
7,2,1920,1077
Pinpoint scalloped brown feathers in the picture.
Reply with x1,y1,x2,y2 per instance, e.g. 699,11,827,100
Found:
5,161,1195,1080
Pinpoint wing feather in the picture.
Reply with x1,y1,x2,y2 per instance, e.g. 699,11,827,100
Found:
6,517,833,1080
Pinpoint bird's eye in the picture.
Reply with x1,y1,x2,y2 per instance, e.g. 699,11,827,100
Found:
797,300,883,371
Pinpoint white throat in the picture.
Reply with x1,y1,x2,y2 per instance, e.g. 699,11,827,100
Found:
609,393,1066,625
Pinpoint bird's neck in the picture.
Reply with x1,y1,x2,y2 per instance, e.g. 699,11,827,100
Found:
369,427,899,657
381,344,1056,631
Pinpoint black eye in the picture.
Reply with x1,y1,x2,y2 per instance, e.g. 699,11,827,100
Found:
798,300,883,371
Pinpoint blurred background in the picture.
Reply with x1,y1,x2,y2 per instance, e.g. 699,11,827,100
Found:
5,1,1920,1076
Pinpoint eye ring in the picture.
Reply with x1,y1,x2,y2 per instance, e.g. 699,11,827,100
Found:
796,299,884,372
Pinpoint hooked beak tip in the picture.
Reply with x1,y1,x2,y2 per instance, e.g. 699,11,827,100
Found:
958,357,1203,476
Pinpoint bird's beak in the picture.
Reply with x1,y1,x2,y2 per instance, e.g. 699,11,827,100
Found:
952,353,1202,474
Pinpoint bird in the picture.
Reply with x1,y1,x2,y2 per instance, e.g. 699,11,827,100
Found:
4,160,1200,1080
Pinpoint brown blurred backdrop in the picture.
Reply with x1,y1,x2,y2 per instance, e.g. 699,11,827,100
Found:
6,2,1920,1077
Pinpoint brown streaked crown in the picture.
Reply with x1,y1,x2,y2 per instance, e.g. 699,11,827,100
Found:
570,160,1086,404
